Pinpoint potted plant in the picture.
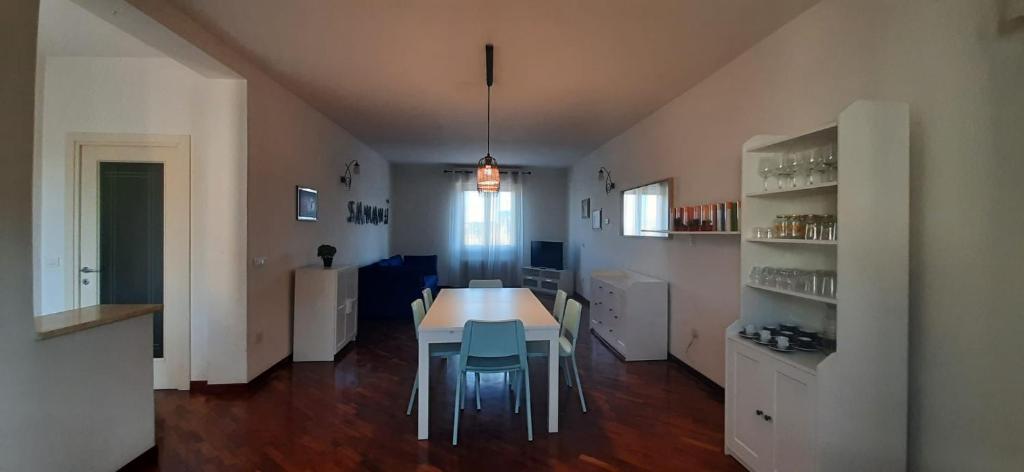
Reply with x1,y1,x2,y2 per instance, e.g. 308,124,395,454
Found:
317,244,337,268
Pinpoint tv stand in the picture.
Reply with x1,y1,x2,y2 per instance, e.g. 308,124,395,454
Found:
520,266,574,296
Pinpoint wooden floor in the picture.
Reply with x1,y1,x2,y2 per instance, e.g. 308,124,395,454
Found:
139,297,743,471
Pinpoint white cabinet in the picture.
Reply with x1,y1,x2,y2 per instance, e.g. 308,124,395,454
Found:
589,270,667,361
727,338,816,472
293,265,358,362
728,100,909,471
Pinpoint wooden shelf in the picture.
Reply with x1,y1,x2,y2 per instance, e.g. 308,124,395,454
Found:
745,122,837,154
745,282,837,305
746,238,837,246
745,181,837,198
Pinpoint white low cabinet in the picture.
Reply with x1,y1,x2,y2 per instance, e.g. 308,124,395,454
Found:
293,265,358,362
589,270,667,361
726,336,816,472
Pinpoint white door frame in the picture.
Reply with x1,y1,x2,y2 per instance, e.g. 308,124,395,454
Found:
68,132,191,390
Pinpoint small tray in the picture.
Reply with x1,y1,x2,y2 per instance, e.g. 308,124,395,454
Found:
753,337,773,346
770,344,796,353
794,345,819,352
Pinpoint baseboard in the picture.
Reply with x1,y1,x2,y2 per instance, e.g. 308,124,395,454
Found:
117,445,157,471
668,353,725,400
190,355,292,394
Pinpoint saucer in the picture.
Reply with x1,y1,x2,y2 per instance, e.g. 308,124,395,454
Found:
770,344,795,353
794,345,819,352
753,337,773,345
738,331,758,339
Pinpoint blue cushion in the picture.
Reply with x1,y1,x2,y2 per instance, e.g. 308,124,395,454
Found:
378,255,403,267
423,274,439,293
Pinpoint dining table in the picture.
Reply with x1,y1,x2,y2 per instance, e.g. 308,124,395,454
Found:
416,287,561,440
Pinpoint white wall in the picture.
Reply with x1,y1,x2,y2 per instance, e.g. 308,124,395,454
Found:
35,55,247,383
2,1,155,470
568,0,1023,468
390,164,568,286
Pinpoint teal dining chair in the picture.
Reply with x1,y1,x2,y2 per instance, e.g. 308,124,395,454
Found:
406,299,461,415
452,319,532,445
467,279,503,288
421,287,434,311
525,298,587,413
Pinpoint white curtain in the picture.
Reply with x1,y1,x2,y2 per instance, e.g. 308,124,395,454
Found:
447,171,524,287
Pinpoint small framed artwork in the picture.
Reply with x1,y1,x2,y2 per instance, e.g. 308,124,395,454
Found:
581,198,591,218
592,209,602,229
296,186,319,221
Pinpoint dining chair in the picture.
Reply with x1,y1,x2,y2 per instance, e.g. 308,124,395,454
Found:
422,287,434,311
452,319,532,445
467,279,503,288
525,298,587,413
552,289,568,324
406,299,461,415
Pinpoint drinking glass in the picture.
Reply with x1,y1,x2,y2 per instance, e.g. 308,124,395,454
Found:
758,158,778,192
819,271,837,298
749,266,763,284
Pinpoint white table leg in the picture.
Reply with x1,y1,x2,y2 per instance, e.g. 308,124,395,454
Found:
417,338,430,440
548,334,559,433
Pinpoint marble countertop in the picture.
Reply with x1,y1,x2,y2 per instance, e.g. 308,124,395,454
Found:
35,304,162,340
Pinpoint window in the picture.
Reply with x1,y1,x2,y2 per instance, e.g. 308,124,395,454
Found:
622,180,671,237
463,191,515,246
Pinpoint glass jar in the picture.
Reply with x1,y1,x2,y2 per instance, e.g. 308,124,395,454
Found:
804,215,822,240
772,215,786,239
822,215,837,241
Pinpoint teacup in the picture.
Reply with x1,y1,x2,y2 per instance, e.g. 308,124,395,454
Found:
776,336,790,349
759,330,772,342
744,324,757,335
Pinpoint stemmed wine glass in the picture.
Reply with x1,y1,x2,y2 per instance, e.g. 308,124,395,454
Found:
775,154,795,189
821,143,838,182
758,158,777,192
806,148,821,185
788,152,804,187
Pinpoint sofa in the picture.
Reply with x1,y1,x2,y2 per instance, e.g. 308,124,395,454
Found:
358,255,439,319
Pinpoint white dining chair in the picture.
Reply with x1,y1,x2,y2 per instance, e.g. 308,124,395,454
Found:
468,279,503,288
422,287,434,311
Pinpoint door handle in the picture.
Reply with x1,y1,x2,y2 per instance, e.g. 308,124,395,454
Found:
80,266,101,273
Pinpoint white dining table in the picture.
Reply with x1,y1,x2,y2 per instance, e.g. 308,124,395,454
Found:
416,287,560,440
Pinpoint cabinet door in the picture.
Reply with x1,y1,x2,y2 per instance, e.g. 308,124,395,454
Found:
729,345,772,470
770,365,816,472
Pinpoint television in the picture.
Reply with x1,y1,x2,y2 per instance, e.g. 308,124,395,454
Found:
530,241,564,270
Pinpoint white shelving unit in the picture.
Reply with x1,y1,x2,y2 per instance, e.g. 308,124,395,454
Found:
725,101,909,472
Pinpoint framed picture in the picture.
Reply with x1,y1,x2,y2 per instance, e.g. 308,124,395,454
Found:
296,186,318,221
581,198,591,218
592,209,602,229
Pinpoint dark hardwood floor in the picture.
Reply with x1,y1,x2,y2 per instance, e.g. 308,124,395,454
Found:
138,297,744,471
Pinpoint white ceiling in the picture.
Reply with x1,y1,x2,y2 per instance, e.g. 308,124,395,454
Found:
167,0,819,167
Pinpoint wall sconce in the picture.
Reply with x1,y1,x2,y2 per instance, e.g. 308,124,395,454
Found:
598,166,615,194
340,160,360,189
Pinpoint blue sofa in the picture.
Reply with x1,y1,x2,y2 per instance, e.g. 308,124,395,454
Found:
358,255,439,319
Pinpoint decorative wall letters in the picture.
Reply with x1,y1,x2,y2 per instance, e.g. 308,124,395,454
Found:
347,199,389,225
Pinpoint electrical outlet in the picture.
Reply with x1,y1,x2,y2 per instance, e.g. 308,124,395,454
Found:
252,256,267,267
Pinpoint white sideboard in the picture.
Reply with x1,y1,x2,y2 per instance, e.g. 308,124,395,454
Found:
293,265,358,362
520,266,573,296
589,270,667,361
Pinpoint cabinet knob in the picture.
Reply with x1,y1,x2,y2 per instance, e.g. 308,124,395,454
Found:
764,415,773,422
756,410,763,416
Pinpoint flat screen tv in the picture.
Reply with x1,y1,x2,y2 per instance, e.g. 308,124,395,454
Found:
530,241,564,270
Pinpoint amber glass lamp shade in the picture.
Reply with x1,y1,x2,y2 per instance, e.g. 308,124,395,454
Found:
476,154,500,192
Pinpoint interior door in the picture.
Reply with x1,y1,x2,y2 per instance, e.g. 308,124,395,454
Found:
729,345,772,470
77,136,190,390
